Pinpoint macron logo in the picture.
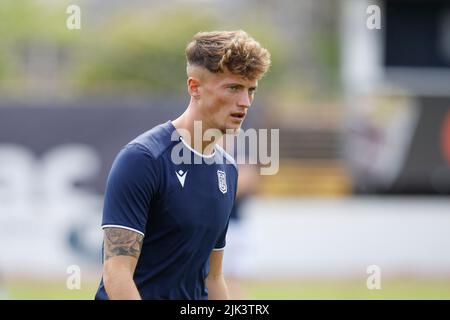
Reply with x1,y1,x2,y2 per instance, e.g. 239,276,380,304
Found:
175,170,188,187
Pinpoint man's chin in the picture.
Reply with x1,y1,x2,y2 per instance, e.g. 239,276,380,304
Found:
224,127,241,136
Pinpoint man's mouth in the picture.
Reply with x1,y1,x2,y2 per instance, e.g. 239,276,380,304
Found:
230,112,246,120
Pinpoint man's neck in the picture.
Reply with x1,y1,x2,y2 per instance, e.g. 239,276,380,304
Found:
171,109,222,156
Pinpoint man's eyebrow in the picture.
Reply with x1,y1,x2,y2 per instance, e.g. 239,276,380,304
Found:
223,83,258,89
223,83,244,87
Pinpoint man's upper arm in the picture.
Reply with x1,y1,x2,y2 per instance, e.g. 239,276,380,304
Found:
208,249,225,279
103,227,144,274
104,227,144,260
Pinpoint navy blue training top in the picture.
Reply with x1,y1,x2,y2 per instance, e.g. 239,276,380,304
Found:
95,121,238,300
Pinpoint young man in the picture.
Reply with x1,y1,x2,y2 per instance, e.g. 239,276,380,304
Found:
95,30,271,300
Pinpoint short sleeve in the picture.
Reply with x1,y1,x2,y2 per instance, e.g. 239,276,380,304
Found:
214,216,230,250
101,143,159,236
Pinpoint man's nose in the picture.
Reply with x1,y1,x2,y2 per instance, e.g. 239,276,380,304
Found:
237,93,251,108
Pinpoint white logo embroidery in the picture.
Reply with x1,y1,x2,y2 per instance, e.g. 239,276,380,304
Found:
175,170,188,187
217,170,227,194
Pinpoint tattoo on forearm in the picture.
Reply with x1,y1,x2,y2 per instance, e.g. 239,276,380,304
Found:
103,228,144,261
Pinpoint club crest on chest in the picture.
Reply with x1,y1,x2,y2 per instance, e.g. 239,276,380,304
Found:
217,170,227,194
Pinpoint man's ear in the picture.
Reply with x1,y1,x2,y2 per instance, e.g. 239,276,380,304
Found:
187,77,201,99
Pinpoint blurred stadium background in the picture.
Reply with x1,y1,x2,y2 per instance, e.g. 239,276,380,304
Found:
1,0,450,299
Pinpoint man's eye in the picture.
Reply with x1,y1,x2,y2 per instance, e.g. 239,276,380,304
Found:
228,86,239,91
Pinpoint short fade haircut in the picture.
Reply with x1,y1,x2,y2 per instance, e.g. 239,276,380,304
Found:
185,30,271,81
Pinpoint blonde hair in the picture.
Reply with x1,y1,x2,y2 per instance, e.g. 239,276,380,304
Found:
185,30,271,81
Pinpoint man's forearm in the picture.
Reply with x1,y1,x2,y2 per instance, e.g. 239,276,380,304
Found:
206,274,230,300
